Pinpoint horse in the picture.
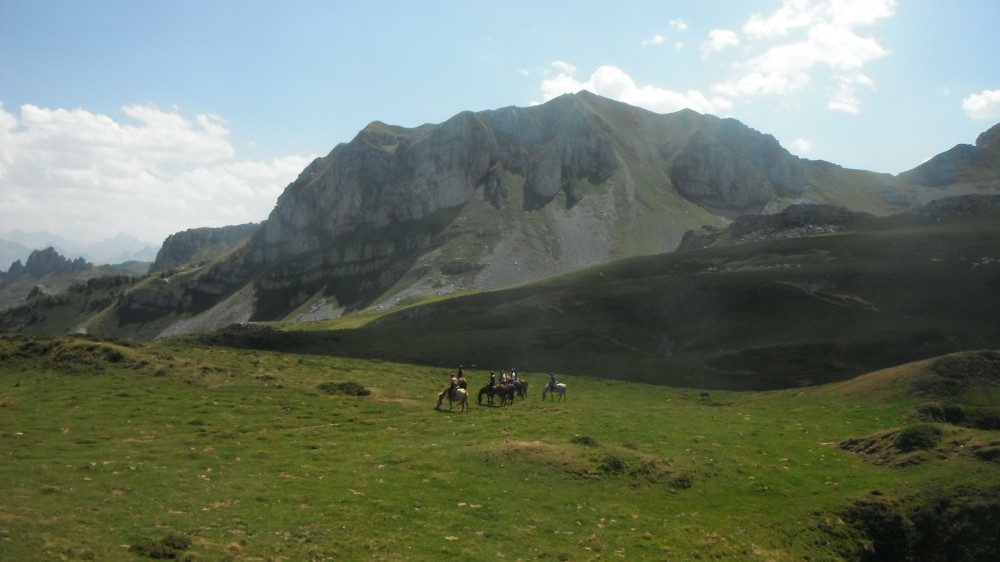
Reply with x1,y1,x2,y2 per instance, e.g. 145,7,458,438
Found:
497,383,516,406
542,383,567,402
437,388,469,412
477,385,497,406
513,379,529,401
480,383,515,406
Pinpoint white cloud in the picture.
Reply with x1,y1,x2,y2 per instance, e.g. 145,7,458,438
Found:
539,62,732,115
788,138,812,155
642,34,667,47
715,0,894,112
744,0,896,38
669,19,688,32
962,89,1000,120
702,29,740,57
828,72,877,113
0,101,314,244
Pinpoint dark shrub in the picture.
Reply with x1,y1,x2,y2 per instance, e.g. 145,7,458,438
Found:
912,486,1000,562
844,499,916,561
129,532,191,559
894,424,942,452
598,455,627,476
570,435,597,446
318,381,371,396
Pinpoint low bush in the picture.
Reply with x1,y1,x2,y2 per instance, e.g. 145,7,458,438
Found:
317,381,371,396
129,532,191,559
894,424,943,452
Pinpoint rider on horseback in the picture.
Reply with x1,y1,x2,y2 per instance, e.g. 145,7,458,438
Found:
548,372,557,392
436,373,459,410
488,371,496,387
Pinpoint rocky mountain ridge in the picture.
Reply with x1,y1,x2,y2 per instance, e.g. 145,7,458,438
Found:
0,247,92,283
1,92,998,337
0,230,157,269
207,92,903,321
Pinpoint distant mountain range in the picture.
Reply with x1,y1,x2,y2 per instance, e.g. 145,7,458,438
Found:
0,230,158,271
1,92,998,340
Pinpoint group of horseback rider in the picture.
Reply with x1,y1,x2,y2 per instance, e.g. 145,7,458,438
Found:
435,365,560,408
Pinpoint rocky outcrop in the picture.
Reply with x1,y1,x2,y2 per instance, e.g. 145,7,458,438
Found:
898,122,1000,187
118,281,188,323
908,193,1000,220
678,203,873,250
1,248,92,282
664,112,805,214
151,223,260,273
728,203,870,239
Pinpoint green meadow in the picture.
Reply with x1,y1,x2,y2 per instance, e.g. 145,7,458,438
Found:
2,336,997,561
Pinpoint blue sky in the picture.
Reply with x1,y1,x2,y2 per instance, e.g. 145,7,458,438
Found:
2,0,998,245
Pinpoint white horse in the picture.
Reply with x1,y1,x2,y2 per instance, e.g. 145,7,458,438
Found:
437,388,469,412
542,383,567,402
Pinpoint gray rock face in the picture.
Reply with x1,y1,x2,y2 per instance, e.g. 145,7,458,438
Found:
665,116,805,214
898,122,1000,187
15,247,92,278
118,281,187,323
151,223,260,273
678,203,873,250
242,92,811,316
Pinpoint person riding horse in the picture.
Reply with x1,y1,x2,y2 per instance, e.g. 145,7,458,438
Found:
436,373,459,410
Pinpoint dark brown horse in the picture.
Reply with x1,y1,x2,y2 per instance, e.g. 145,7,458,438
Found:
478,383,515,406
513,379,529,401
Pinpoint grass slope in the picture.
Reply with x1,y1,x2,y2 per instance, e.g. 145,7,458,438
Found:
1,336,997,561
229,213,1000,391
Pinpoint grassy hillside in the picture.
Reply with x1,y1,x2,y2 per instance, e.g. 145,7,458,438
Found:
217,212,1000,391
1,336,997,561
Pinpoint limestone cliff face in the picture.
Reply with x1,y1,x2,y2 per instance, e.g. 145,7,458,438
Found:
151,223,260,273
254,95,622,264
243,92,814,317
663,112,805,214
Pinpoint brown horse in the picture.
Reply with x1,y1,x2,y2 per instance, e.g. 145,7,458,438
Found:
478,383,515,406
477,385,496,406
513,379,529,401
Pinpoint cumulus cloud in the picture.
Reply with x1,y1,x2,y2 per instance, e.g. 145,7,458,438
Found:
702,29,740,57
744,0,896,38
642,34,667,47
0,101,314,244
716,0,895,112
962,89,1000,120
539,62,732,116
669,19,688,32
788,137,812,155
